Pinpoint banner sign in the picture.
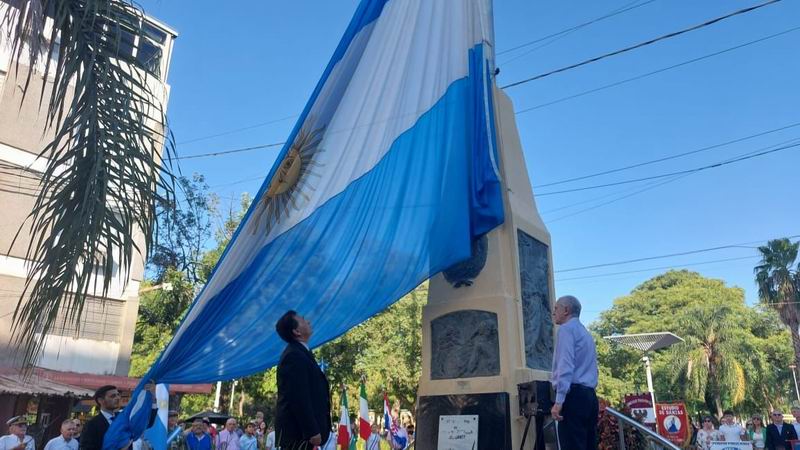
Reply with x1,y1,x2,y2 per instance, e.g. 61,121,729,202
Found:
710,442,752,450
624,393,655,424
655,403,689,446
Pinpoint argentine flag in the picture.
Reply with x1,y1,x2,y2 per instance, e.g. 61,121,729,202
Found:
106,0,503,447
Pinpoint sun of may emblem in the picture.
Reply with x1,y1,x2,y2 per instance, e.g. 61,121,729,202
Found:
249,122,325,235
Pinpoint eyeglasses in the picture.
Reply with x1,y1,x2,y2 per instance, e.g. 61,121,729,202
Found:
773,413,783,416
703,419,712,422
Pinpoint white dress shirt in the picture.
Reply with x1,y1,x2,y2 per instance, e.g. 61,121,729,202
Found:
44,436,78,450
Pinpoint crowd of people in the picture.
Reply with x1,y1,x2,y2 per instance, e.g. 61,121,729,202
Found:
171,414,414,450
694,408,800,450
0,416,85,450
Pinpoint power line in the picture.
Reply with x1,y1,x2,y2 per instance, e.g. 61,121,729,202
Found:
540,136,800,222
499,0,782,89
175,142,285,161
556,255,759,282
555,235,800,273
497,0,658,57
537,141,800,197
534,120,800,188
174,15,793,164
177,114,297,145
515,25,800,114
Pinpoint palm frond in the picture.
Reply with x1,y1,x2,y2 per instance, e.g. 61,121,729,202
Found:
3,0,175,367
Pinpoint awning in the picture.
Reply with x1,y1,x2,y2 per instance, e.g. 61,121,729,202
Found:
0,367,212,395
0,372,94,397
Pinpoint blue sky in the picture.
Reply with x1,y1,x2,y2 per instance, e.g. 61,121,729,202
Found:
139,0,799,325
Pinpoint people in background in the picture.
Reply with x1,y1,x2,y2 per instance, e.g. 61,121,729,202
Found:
185,419,211,450
72,420,83,444
365,423,381,450
791,405,800,439
766,410,798,450
238,423,257,450
44,420,78,450
718,410,746,442
749,416,767,450
695,417,720,450
216,419,240,450
263,425,275,450
0,416,35,450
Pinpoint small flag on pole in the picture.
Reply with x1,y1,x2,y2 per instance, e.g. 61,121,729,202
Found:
338,386,351,449
359,381,370,441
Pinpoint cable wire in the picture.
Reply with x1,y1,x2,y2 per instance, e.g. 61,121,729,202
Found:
534,120,800,188
556,255,759,281
497,0,659,57
177,114,297,145
499,0,782,89
176,142,285,161
555,234,800,273
537,141,800,197
515,25,800,114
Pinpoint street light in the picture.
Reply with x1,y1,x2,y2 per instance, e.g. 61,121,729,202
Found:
604,332,684,414
789,363,800,404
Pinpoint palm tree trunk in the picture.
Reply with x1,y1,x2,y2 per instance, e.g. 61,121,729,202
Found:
790,325,800,368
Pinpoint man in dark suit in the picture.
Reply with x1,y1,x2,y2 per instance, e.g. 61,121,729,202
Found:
274,310,331,450
80,385,157,450
766,410,798,450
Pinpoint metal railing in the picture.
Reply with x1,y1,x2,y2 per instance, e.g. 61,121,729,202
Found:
604,407,681,450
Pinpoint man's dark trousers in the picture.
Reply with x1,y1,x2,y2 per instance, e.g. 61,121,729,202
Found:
558,384,599,450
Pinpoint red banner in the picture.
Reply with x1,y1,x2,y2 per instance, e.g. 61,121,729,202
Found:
624,393,655,424
655,403,689,446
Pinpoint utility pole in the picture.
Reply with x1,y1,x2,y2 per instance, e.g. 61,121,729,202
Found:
790,364,800,404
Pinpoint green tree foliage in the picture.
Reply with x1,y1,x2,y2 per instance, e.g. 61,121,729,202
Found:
755,238,800,367
593,270,794,418
318,284,426,410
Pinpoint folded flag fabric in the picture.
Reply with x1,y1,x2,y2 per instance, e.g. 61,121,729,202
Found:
105,0,503,448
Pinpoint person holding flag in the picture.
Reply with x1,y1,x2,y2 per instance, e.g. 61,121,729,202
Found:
382,395,407,450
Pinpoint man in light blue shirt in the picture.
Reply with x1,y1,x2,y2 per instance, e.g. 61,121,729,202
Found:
550,295,599,450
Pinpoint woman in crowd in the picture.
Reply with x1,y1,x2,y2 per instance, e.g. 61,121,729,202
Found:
696,416,721,450
749,415,767,450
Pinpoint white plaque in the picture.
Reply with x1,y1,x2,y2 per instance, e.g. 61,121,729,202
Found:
710,442,753,450
438,415,479,450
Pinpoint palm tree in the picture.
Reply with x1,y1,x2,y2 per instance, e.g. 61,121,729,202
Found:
755,238,800,367
666,302,758,418
3,0,175,365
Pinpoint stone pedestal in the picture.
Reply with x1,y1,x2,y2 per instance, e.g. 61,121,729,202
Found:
415,88,555,450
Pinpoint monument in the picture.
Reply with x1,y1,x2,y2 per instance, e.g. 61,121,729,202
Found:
415,87,555,450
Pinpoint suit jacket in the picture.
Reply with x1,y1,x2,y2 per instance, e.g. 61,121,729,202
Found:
275,341,331,449
80,409,157,450
766,423,798,450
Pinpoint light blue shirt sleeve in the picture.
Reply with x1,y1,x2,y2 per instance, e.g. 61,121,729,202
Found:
551,318,599,404
552,322,576,404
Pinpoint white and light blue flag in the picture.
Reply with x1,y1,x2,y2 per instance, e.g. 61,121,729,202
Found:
106,0,504,447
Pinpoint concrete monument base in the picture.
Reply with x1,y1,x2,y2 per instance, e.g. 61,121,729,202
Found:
415,88,555,450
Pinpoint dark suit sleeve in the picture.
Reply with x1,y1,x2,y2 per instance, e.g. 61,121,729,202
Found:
80,417,103,450
148,408,158,428
280,351,320,440
789,425,798,441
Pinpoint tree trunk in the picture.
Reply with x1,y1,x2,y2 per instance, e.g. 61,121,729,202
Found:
238,391,246,417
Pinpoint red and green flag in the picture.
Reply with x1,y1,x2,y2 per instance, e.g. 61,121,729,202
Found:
337,386,350,449
359,381,370,440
